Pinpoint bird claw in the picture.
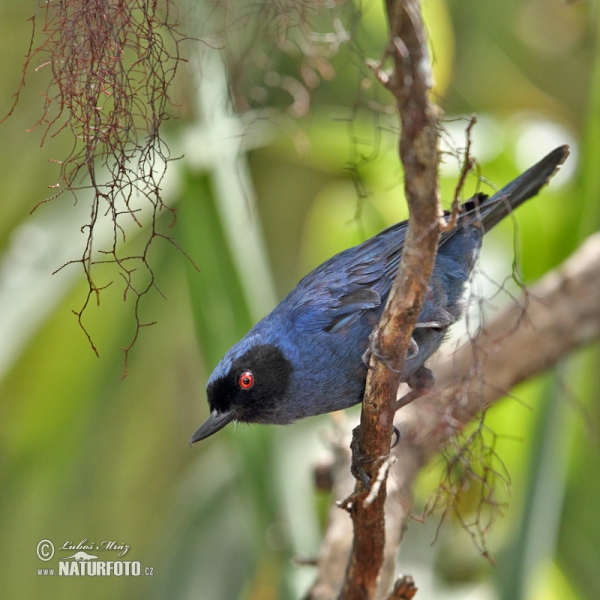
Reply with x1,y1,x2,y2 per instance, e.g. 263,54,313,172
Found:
391,425,401,449
406,337,419,360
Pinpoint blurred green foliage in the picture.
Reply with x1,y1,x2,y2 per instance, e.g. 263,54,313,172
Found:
0,0,598,599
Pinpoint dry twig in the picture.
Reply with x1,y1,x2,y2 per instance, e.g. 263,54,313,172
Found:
338,1,441,599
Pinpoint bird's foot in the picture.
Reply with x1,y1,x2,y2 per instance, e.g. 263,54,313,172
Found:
395,365,435,411
349,425,373,489
362,331,419,371
347,424,402,492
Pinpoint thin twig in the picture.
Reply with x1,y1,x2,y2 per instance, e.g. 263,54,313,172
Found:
439,114,477,232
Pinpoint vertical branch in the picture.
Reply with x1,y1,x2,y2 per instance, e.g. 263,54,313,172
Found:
338,1,440,599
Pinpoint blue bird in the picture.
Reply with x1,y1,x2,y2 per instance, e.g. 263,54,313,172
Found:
191,146,569,444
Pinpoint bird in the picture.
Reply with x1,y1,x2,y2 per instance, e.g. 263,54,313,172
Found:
191,145,569,444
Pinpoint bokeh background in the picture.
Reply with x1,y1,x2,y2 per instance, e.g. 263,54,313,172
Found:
0,0,599,598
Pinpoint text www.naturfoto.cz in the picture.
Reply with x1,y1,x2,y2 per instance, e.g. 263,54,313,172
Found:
37,561,144,576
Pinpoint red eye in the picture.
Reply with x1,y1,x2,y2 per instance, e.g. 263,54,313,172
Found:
238,371,254,390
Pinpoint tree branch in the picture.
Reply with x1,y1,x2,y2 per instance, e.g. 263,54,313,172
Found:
307,231,600,599
337,1,441,598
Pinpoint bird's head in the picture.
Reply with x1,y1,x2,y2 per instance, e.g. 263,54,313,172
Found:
190,340,293,443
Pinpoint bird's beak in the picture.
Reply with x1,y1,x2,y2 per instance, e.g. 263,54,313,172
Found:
190,410,235,445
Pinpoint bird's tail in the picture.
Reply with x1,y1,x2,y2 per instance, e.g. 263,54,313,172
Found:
462,145,570,233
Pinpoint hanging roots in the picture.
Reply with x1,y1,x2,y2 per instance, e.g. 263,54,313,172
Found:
6,0,187,371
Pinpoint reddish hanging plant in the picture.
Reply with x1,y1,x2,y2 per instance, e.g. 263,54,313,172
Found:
5,0,187,371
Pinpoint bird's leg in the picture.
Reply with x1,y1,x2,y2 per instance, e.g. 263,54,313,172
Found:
361,329,379,367
395,365,435,410
361,336,373,367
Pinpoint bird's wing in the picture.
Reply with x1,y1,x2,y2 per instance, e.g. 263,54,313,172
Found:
322,284,381,333
289,215,468,334
289,222,408,334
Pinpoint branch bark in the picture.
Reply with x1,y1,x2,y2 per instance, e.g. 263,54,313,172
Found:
307,231,600,600
337,1,440,599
